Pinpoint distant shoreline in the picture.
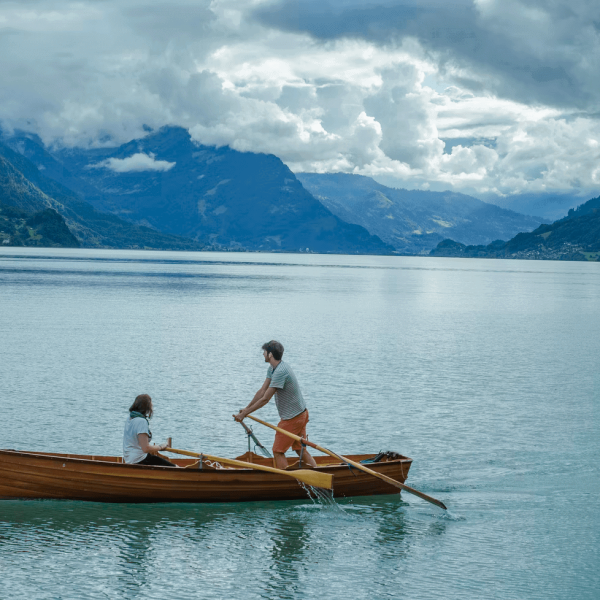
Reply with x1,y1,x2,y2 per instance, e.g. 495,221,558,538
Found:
3,245,599,263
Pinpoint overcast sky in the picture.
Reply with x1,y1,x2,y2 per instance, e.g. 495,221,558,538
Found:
1,0,599,197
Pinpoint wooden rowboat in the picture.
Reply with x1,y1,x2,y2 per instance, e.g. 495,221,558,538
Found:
0,449,412,503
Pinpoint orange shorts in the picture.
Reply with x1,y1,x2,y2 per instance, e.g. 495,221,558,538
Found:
272,409,309,454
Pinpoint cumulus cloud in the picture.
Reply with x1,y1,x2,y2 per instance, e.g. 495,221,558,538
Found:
91,153,176,172
254,0,600,112
0,0,598,202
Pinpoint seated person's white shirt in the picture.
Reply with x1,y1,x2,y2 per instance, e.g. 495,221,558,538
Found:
123,417,150,464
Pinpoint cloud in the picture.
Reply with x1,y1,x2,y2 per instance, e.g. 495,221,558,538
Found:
253,0,600,112
0,0,598,203
92,153,175,172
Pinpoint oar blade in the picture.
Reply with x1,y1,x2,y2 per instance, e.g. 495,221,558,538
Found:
248,415,448,510
401,485,447,510
293,469,333,490
166,447,333,490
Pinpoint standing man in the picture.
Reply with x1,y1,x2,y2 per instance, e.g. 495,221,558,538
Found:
234,340,318,470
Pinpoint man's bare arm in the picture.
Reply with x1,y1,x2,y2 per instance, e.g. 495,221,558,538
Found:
239,378,270,412
250,378,270,405
234,386,276,421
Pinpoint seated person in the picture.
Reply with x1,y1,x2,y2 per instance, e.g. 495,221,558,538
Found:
123,394,175,467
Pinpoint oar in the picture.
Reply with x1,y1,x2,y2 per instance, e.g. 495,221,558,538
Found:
239,420,272,459
247,415,447,510
164,446,333,490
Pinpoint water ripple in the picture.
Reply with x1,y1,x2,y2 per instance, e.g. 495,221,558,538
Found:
0,249,598,600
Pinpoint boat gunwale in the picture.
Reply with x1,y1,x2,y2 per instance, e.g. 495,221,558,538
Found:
0,448,413,475
0,449,414,503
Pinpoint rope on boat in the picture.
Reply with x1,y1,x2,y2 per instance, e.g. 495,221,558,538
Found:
183,456,228,470
206,459,226,469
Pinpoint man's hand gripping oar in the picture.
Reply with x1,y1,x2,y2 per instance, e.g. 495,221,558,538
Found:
247,415,447,510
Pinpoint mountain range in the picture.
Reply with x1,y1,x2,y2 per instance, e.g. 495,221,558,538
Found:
482,192,585,222
2,127,391,254
429,196,600,261
1,124,594,258
0,142,207,250
0,203,80,248
297,173,546,254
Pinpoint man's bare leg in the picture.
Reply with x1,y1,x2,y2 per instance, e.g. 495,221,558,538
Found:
295,449,317,468
273,451,288,470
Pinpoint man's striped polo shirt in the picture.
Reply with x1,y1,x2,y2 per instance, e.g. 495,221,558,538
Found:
266,361,307,421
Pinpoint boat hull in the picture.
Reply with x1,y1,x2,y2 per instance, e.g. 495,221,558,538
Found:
0,450,412,503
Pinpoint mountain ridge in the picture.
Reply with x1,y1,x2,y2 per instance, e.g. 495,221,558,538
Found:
23,126,393,254
0,143,207,250
429,195,600,261
0,203,80,248
296,172,546,254
481,191,584,221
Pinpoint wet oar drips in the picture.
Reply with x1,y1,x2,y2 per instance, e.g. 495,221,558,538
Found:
247,415,447,510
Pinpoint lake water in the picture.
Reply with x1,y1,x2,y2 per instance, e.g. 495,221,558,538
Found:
0,248,598,600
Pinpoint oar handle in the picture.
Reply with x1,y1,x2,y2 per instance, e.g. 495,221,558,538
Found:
247,415,447,510
156,437,173,462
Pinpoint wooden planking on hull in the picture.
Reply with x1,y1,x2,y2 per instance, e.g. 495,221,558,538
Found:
0,450,412,503
0,466,301,503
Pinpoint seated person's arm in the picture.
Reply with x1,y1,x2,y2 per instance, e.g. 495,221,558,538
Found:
137,433,168,455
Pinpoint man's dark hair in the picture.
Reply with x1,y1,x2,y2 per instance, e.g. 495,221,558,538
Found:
129,394,153,418
262,340,284,361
